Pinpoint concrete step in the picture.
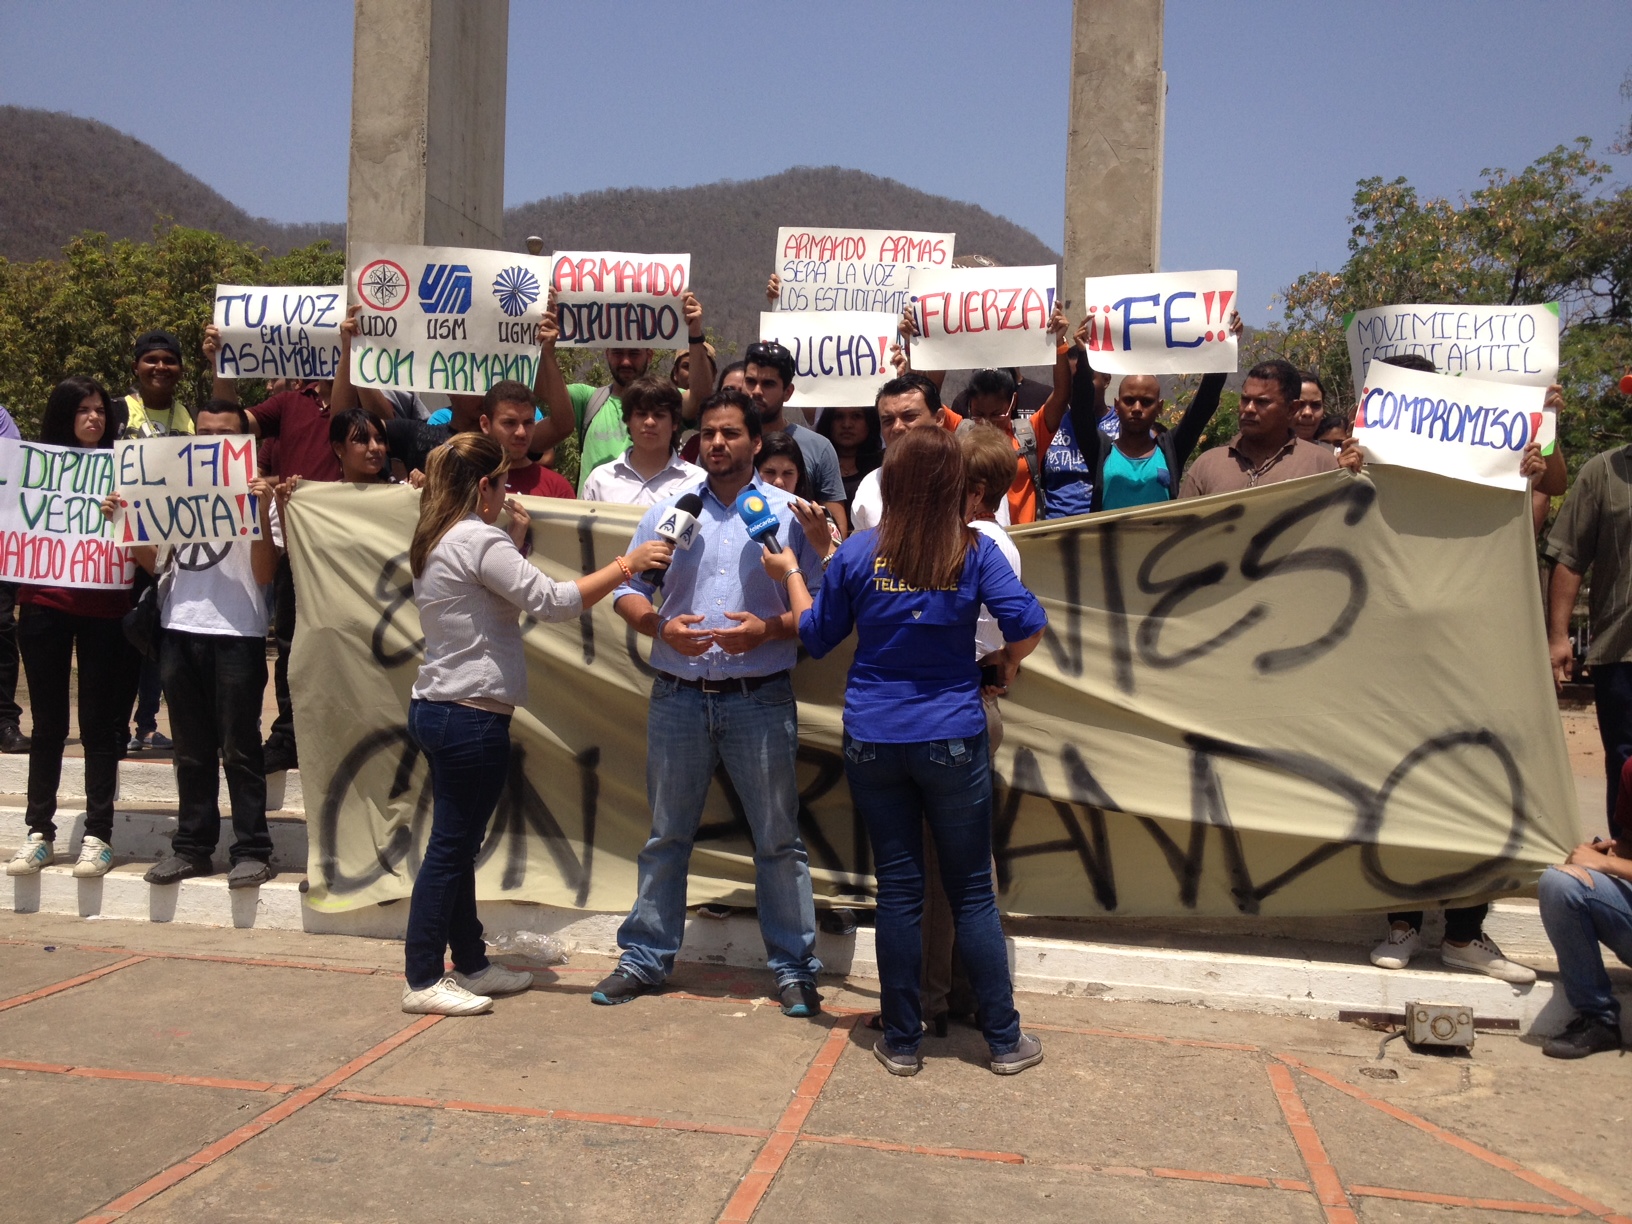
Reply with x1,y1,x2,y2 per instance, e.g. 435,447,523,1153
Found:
0,756,303,812
0,805,308,872
5,851,1615,1039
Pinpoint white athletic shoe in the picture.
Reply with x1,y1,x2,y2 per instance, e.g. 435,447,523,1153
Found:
1440,936,1537,984
402,975,494,1016
1369,925,1420,970
455,963,535,997
6,833,54,875
72,836,113,878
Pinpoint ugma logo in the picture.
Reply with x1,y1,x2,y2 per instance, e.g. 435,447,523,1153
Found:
419,264,473,315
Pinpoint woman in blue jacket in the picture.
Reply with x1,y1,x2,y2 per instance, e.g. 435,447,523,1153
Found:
762,428,1047,1077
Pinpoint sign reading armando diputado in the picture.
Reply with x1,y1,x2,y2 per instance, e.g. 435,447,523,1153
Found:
349,243,552,394
287,467,1575,919
549,251,692,350
1342,302,1560,403
1354,361,1552,491
0,438,136,589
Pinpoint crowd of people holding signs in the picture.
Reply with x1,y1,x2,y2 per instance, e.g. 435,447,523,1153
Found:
0,222,1627,1069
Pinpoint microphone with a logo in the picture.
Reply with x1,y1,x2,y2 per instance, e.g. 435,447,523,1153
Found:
647,492,704,586
734,487,785,554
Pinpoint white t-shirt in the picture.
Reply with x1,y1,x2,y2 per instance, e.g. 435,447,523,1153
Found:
971,519,1022,659
161,542,271,638
851,466,1011,531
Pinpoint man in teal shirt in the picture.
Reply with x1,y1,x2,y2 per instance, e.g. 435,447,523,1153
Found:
533,288,714,491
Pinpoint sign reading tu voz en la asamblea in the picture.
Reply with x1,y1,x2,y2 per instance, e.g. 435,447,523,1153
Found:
213,284,345,381
349,244,553,394
113,435,261,545
0,439,135,589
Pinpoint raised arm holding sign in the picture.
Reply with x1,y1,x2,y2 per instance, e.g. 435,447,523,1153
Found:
906,265,1058,370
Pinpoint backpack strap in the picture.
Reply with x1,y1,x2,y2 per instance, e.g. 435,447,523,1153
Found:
582,384,616,439
1011,416,1046,516
954,417,977,436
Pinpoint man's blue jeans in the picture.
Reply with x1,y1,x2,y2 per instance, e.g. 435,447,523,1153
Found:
843,730,1021,1056
616,674,820,989
1539,865,1632,1028
403,700,511,990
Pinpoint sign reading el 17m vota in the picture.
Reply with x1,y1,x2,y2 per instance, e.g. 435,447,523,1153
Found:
347,243,550,393
548,251,692,348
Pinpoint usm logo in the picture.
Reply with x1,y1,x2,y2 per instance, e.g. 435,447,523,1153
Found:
419,264,473,315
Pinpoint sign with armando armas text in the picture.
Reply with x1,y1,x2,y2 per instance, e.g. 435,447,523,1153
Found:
287,467,1576,920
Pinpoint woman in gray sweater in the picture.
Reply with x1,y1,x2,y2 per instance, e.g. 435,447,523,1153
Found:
402,433,671,1016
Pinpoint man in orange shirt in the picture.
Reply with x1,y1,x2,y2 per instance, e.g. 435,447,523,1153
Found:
898,307,1070,524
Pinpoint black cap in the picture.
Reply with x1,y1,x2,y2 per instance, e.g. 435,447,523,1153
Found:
132,330,183,363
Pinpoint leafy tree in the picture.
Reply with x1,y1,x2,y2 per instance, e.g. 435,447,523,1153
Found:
0,225,345,435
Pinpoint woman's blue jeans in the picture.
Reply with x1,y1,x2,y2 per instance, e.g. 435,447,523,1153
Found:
843,730,1020,1055
404,700,512,990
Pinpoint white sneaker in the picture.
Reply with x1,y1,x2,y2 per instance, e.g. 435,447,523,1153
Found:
1440,935,1537,984
455,963,535,997
6,833,54,875
402,975,493,1016
72,835,113,878
1369,925,1420,969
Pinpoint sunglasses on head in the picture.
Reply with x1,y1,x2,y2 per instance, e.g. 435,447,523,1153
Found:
747,342,791,362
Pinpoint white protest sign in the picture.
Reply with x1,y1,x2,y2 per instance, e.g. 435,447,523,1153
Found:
758,311,899,409
774,226,954,315
213,284,345,381
349,243,550,394
549,251,691,349
1354,361,1552,492
907,265,1057,370
1079,270,1239,375
113,435,261,545
0,439,135,589
1343,303,1560,402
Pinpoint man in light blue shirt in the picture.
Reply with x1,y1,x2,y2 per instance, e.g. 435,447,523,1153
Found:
596,389,824,1015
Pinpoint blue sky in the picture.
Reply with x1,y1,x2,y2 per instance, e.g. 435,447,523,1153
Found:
2,1,1628,324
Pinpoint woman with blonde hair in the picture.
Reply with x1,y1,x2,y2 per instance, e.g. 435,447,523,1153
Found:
402,433,672,1016
764,427,1048,1076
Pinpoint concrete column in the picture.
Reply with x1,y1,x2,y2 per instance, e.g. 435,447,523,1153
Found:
1063,0,1165,295
346,0,508,249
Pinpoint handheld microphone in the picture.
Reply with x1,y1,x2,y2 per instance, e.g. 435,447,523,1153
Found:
648,492,704,586
734,487,783,554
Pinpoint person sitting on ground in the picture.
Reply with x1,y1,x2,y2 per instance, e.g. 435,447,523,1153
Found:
1291,371,1328,443
815,405,883,519
401,433,673,1016
580,376,704,506
6,379,141,880
532,288,714,490
101,400,282,888
1179,359,1362,495
765,427,1048,1076
1536,759,1632,1058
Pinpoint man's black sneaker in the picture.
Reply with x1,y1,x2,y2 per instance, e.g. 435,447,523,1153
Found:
779,981,821,1018
143,855,215,885
262,740,299,775
227,860,274,889
818,907,859,936
1542,1015,1623,1059
873,1038,922,1076
0,723,31,754
590,968,652,1006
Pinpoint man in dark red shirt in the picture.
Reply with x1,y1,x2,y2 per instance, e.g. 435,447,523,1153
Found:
482,381,574,499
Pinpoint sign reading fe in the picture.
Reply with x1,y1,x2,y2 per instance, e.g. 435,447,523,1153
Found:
213,284,345,381
907,265,1058,370
114,435,261,545
549,251,691,349
774,227,954,316
349,243,552,394
1342,303,1560,402
0,439,135,590
1354,360,1552,491
1078,270,1239,376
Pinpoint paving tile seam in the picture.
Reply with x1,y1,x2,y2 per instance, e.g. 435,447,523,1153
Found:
0,1057,295,1094
73,1013,444,1222
1274,1052,1629,1222
328,1090,775,1140
1350,1184,1585,1217
0,954,149,1012
716,1016,857,1224
1265,1059,1360,1224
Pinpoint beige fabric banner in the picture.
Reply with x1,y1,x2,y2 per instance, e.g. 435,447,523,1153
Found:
287,465,1578,918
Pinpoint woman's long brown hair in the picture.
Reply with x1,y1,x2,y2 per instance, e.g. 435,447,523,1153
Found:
875,426,974,592
409,433,510,577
